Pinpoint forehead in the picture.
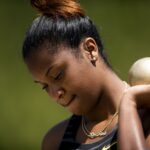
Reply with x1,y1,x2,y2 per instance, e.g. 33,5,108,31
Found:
25,46,78,78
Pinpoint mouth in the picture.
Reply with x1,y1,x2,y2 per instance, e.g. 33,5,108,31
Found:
61,95,76,107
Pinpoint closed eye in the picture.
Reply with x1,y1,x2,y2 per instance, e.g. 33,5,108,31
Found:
54,70,64,81
42,84,48,90
34,81,48,91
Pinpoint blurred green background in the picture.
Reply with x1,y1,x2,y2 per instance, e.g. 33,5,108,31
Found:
0,0,150,149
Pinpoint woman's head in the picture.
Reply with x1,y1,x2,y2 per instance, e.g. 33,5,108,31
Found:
26,42,107,114
23,0,110,66
23,0,111,114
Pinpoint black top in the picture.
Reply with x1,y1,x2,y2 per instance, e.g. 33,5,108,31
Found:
59,115,118,150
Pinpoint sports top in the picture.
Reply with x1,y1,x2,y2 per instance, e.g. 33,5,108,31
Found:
59,115,118,150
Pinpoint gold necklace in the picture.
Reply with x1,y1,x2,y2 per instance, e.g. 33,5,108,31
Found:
82,111,118,139
81,81,128,139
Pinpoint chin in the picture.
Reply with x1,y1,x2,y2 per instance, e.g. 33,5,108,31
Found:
68,107,82,115
67,105,89,116
66,97,92,115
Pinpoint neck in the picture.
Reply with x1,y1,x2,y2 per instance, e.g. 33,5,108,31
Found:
84,69,127,123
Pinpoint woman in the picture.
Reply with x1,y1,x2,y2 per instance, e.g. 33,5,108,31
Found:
22,0,150,149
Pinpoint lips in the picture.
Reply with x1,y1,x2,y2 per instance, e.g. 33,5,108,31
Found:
59,94,76,107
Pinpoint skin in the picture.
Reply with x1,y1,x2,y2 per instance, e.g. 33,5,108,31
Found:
25,38,150,150
118,85,150,150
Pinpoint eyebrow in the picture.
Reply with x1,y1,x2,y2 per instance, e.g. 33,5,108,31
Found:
45,66,53,77
34,66,54,83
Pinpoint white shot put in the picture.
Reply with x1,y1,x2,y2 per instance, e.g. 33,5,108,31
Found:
129,57,150,86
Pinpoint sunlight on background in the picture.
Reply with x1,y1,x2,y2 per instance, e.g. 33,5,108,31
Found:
0,0,149,149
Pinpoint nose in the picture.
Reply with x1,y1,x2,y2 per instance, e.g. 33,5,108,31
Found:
48,86,65,102
56,89,65,100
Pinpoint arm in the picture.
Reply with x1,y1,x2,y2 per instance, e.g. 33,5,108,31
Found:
118,85,150,150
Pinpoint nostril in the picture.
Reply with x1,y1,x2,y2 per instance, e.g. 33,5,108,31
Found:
57,89,65,99
50,86,65,100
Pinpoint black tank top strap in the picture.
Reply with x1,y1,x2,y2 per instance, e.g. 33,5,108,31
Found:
59,115,82,150
59,114,118,150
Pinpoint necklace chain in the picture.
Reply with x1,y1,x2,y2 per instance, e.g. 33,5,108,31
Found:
81,81,128,139
82,111,118,139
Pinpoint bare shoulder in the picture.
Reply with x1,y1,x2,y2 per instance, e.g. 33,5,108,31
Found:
42,117,71,150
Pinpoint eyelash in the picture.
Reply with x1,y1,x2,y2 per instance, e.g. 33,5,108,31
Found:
53,70,64,81
42,70,64,90
42,85,48,90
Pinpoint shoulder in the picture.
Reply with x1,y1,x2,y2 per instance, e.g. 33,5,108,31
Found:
41,117,71,150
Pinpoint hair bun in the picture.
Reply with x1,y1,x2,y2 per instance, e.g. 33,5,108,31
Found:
30,0,85,17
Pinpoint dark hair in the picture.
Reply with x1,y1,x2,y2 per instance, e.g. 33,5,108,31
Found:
23,0,110,66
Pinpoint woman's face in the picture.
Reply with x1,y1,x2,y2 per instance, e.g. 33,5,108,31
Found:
25,41,105,115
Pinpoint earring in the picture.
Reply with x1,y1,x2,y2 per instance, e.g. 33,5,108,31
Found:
92,56,97,62
93,56,97,61
91,56,97,66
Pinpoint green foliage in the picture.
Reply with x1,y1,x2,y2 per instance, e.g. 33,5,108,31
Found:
0,0,150,149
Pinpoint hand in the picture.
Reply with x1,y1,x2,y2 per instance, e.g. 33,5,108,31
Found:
118,84,150,150
120,84,150,109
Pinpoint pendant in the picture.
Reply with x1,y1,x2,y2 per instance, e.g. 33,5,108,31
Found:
88,131,107,139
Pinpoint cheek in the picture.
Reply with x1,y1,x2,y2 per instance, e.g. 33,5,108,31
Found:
65,71,101,113
67,83,100,115
62,62,102,113
66,65,100,97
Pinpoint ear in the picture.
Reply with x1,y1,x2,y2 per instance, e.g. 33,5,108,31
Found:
81,37,99,63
